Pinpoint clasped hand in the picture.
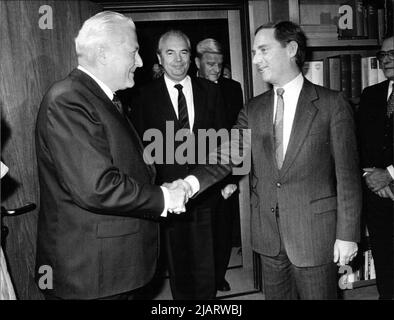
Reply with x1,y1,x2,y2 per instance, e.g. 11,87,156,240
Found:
363,168,394,200
163,179,193,214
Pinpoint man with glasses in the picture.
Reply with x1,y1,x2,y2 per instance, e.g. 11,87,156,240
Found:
357,36,394,299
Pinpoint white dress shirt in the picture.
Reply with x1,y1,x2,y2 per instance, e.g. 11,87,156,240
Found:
186,74,305,196
273,72,304,157
78,65,114,100
164,75,195,131
386,80,394,179
77,65,170,215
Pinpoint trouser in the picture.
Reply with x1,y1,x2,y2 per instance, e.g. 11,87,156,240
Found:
213,194,239,286
366,205,394,299
260,212,337,300
44,290,135,300
164,207,216,300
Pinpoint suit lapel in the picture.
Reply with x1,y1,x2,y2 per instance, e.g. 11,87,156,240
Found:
376,80,390,117
158,77,179,124
258,90,278,174
191,78,206,132
71,69,157,180
279,80,318,177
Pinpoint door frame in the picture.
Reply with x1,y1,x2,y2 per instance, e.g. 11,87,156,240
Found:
97,0,261,292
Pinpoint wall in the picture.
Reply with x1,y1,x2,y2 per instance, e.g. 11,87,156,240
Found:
0,0,100,299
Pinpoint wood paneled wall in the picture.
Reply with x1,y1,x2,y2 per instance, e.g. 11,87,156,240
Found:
0,0,100,299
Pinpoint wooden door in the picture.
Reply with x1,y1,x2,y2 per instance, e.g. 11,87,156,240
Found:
0,0,101,299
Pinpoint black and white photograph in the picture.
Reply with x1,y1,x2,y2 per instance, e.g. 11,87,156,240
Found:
0,0,393,306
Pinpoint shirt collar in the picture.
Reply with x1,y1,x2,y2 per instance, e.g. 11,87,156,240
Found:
77,65,114,100
164,74,191,89
274,72,304,96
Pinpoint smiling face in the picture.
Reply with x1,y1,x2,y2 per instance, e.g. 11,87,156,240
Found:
196,52,223,82
157,34,191,82
380,37,394,80
104,27,143,91
252,28,295,87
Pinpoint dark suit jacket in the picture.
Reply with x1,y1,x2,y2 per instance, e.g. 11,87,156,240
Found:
357,80,393,212
217,77,243,187
35,69,164,299
217,77,244,129
192,79,362,267
132,76,226,208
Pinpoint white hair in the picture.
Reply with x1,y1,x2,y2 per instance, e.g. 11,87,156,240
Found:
75,11,135,64
196,38,222,58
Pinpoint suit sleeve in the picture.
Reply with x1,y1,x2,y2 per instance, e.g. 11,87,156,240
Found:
192,102,251,194
44,93,164,217
330,92,362,242
356,87,372,169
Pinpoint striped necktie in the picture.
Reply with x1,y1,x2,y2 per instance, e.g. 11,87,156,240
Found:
387,83,394,118
274,88,285,169
112,94,124,116
174,84,190,129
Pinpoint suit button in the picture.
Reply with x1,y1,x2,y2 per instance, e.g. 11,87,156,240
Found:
271,207,275,213
276,182,281,188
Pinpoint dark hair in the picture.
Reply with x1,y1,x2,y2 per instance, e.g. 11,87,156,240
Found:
255,21,307,69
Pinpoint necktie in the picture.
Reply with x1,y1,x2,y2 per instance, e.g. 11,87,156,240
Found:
387,83,394,118
274,88,285,169
112,94,124,116
174,84,190,129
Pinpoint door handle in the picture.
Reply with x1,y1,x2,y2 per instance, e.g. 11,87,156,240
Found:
1,203,36,216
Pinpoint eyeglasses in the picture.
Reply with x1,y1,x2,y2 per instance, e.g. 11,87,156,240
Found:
376,50,394,62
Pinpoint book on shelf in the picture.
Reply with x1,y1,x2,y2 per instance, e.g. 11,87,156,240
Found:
350,54,362,98
328,56,341,91
302,60,324,86
340,54,352,98
338,0,368,39
384,0,393,37
361,56,387,90
377,8,385,41
324,54,387,98
366,0,379,39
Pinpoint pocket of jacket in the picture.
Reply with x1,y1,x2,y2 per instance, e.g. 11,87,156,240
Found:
310,195,337,214
96,219,140,238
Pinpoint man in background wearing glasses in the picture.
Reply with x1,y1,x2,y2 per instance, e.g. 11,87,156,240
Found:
357,36,394,299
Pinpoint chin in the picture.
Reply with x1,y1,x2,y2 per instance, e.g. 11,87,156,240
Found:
383,70,394,79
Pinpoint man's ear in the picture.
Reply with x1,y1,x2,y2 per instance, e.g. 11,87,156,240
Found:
195,57,201,70
287,40,298,59
96,45,107,65
157,53,162,65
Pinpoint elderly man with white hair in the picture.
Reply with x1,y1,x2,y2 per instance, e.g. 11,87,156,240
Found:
35,11,188,300
195,38,244,293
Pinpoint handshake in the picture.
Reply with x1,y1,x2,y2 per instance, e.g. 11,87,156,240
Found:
163,179,193,214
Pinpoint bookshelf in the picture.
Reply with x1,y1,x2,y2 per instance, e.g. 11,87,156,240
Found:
267,0,394,290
